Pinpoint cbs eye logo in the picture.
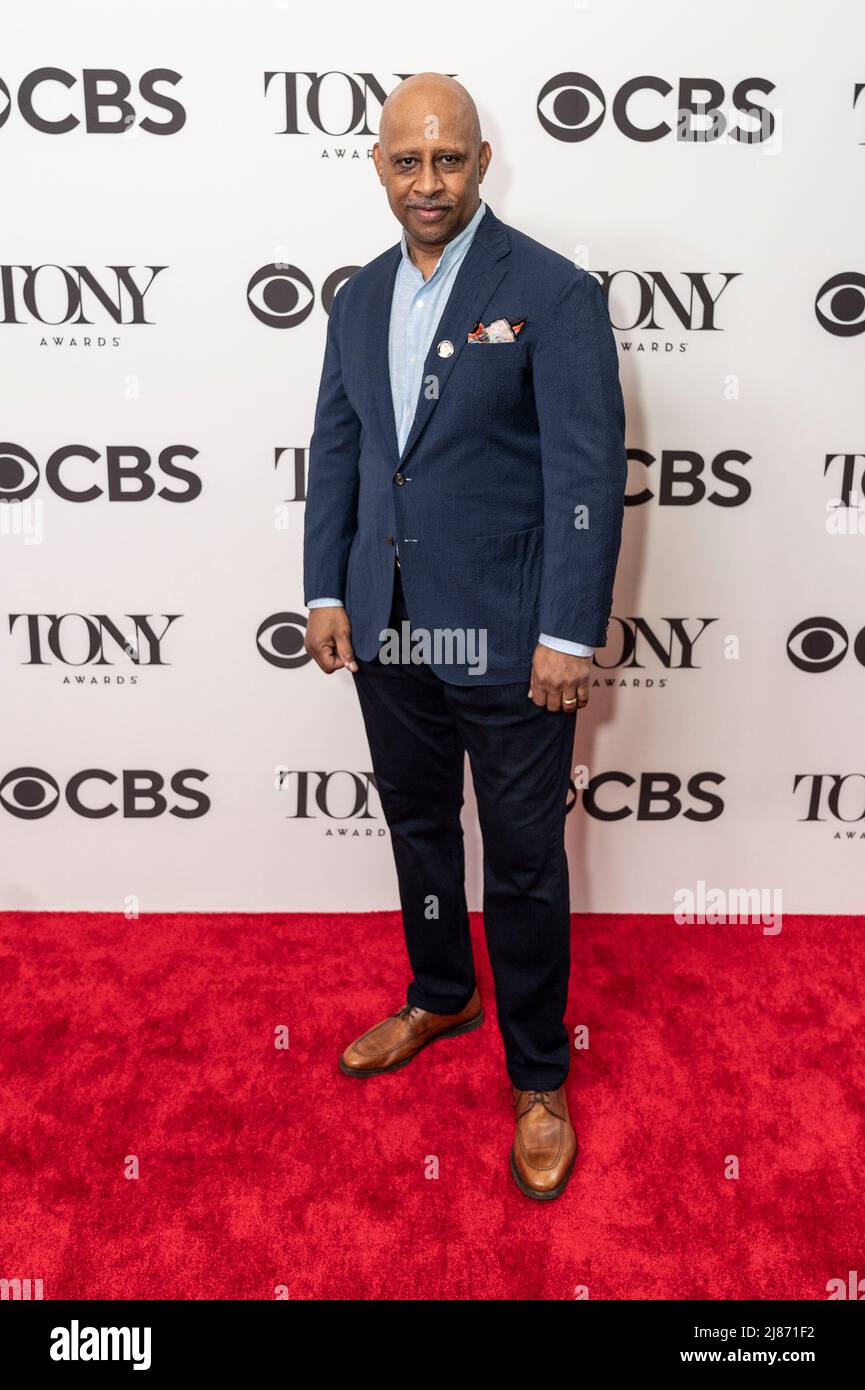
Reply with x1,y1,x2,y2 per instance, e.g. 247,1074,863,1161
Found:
537,72,606,142
0,767,60,818
256,612,311,668
247,264,358,328
787,617,865,672
0,443,39,501
815,273,865,337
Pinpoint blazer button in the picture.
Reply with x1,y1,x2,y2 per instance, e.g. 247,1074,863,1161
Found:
394,472,406,486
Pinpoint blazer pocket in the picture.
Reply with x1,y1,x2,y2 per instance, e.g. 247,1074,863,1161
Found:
475,525,544,653
462,341,528,364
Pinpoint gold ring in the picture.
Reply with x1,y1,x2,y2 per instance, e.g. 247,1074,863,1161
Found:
563,697,577,707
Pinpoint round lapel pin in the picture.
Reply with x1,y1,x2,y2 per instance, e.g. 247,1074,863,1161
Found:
437,339,454,358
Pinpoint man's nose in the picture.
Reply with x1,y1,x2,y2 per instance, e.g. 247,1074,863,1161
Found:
412,160,444,197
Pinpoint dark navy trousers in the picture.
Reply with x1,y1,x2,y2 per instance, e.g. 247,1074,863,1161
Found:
351,564,576,1090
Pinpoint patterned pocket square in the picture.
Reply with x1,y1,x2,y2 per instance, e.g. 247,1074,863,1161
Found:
467,317,526,343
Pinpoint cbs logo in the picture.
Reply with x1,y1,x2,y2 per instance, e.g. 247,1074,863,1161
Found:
247,264,358,328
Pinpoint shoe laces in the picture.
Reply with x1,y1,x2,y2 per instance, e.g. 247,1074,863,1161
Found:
517,1090,554,1112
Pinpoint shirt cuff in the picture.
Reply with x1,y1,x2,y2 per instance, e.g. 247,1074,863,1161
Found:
538,632,594,658
307,598,344,608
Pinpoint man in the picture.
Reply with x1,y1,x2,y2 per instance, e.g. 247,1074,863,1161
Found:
303,73,626,1200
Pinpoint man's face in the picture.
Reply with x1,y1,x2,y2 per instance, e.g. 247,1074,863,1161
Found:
373,94,490,250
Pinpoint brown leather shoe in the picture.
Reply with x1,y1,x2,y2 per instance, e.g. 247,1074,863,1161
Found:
510,1085,577,1200
339,989,483,1077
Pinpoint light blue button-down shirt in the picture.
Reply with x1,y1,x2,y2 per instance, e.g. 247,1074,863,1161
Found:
309,199,593,658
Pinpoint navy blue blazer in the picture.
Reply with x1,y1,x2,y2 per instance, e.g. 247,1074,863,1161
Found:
303,203,627,685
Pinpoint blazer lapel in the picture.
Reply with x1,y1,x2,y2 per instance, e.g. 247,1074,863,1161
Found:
366,245,402,468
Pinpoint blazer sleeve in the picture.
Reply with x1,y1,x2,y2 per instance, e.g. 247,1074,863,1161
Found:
302,284,362,605
532,270,627,648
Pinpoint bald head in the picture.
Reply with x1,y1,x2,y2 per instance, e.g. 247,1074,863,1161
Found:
373,73,491,261
379,73,482,154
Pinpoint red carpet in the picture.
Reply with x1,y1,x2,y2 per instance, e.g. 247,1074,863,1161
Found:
0,910,862,1301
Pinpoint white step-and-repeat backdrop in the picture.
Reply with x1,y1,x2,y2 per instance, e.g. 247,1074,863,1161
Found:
2,0,863,913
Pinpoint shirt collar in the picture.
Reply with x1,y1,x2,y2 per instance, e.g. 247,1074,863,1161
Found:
399,199,486,276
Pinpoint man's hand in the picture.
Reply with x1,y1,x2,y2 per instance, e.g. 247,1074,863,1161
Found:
528,644,591,713
305,606,358,674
